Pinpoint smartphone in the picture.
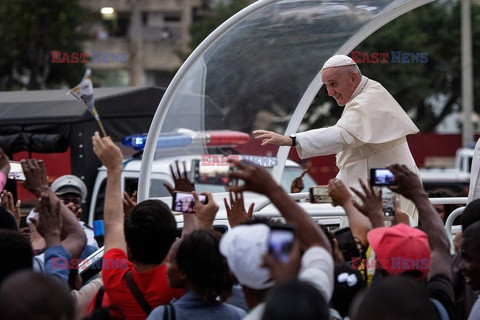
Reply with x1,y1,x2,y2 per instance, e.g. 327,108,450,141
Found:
268,226,295,263
309,186,333,203
8,161,26,181
334,227,361,262
192,159,231,186
381,187,396,218
171,191,208,214
370,168,397,186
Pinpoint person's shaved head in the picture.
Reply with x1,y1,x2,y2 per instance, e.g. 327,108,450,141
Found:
352,276,436,320
0,271,75,320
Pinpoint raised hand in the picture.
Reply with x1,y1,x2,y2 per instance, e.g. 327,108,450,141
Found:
1,190,21,227
92,132,123,171
224,191,254,228
123,191,137,218
350,179,384,228
194,191,218,229
387,164,426,200
328,178,353,207
65,202,82,220
164,160,195,195
290,169,307,193
262,240,301,282
21,159,49,197
30,192,62,247
253,130,291,146
228,161,279,197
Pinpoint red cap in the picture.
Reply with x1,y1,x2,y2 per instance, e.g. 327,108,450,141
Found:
367,223,430,279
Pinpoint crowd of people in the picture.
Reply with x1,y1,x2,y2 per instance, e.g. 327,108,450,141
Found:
0,55,479,319
0,131,478,320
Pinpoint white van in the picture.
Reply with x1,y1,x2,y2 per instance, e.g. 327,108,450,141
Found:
87,153,347,229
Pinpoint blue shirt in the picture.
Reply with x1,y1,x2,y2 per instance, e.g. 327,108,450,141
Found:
147,290,246,320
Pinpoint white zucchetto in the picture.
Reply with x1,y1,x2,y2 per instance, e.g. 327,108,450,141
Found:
322,55,357,70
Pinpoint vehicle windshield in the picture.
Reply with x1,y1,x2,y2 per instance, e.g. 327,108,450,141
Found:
139,0,432,200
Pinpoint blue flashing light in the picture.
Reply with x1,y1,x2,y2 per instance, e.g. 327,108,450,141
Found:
122,134,147,150
122,133,194,151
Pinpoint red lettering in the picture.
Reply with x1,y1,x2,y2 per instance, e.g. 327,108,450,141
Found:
61,52,71,63
51,51,62,63
220,155,229,166
362,53,370,63
351,51,361,63
201,154,211,166
211,155,220,166
370,52,379,63
79,52,89,63
70,52,79,63
379,52,389,63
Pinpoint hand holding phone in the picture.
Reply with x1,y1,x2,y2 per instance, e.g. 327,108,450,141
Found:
310,186,333,203
268,226,295,263
172,191,207,213
8,161,25,181
370,168,397,186
334,227,361,262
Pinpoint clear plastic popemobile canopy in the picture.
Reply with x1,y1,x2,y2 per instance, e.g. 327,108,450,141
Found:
138,0,434,202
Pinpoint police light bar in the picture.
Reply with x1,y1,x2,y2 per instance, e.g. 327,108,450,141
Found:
122,130,251,151
206,130,250,146
122,132,193,150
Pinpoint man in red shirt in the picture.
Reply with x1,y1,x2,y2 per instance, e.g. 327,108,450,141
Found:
92,132,183,319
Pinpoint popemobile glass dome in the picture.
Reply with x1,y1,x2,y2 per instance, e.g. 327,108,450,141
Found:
138,0,434,201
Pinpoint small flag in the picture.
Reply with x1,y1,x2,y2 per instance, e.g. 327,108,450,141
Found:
67,69,107,136
68,69,95,113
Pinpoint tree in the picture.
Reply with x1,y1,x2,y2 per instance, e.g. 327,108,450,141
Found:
305,1,480,132
0,0,90,90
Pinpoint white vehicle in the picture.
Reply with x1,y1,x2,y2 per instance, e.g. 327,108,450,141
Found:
87,151,331,226
419,147,473,194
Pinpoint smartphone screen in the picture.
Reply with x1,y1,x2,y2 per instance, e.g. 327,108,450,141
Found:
171,191,207,213
8,161,26,181
268,227,295,263
334,227,361,262
370,168,397,186
192,159,231,186
309,186,333,203
381,187,396,218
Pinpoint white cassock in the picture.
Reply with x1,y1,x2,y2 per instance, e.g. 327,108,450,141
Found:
296,76,420,222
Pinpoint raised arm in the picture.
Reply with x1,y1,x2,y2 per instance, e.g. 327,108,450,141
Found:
92,132,126,253
21,159,86,258
229,162,331,252
165,160,198,236
388,164,451,280
328,178,372,247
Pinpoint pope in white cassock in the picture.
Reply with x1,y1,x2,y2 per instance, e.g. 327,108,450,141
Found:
253,55,421,222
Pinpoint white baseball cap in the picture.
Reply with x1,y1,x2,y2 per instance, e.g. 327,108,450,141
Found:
219,224,274,290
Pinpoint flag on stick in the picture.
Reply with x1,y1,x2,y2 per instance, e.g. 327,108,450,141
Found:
68,69,107,137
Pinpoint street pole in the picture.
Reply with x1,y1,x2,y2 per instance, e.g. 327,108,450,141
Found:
129,0,143,86
461,0,474,147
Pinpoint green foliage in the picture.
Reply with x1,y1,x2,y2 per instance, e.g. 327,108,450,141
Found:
0,0,91,90
305,1,480,132
187,0,250,55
